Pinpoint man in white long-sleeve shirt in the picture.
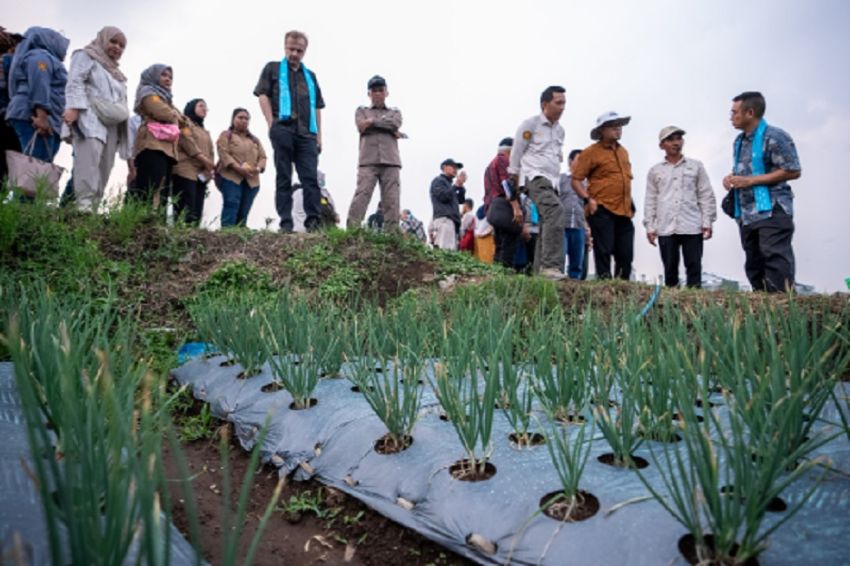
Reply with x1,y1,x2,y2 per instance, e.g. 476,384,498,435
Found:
508,86,566,280
644,126,717,288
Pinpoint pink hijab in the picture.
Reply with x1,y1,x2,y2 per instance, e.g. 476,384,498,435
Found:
82,26,127,82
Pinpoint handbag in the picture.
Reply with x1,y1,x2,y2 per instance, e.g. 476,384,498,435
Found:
486,197,523,234
91,97,129,126
4,134,64,198
721,190,737,219
146,121,180,142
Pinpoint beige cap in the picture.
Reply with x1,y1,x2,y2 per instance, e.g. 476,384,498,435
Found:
658,126,686,143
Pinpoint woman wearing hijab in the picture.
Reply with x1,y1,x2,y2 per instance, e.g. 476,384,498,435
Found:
215,108,266,227
61,26,130,211
172,98,214,225
5,26,69,163
129,63,188,208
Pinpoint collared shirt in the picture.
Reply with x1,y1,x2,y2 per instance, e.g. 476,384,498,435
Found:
558,173,586,230
508,113,564,189
356,104,402,167
644,156,716,236
572,141,634,218
254,61,325,136
483,151,512,212
733,124,800,226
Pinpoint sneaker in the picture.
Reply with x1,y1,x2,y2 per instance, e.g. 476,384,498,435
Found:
540,268,567,281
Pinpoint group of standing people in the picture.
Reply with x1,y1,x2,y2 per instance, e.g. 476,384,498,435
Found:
1,25,802,293
417,87,801,293
1,25,267,227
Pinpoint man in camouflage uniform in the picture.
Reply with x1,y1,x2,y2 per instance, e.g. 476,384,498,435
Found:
722,91,801,293
347,75,403,230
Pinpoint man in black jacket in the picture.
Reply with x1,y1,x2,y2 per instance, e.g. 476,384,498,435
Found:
429,158,467,249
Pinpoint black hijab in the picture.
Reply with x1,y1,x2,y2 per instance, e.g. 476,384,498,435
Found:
184,98,205,127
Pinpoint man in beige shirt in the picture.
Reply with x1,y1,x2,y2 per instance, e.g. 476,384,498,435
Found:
644,126,716,288
347,75,403,230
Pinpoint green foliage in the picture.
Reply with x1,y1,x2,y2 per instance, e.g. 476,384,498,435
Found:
199,260,278,298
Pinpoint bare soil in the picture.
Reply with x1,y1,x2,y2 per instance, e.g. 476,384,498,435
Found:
164,429,474,566
539,490,600,522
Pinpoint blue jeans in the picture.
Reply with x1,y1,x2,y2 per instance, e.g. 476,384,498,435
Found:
9,119,60,162
218,177,259,227
563,228,586,279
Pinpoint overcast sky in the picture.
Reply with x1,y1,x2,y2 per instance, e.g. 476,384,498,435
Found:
7,0,850,291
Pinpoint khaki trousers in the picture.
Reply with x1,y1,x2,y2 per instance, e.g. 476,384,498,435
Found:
347,165,401,230
73,129,119,212
527,176,565,272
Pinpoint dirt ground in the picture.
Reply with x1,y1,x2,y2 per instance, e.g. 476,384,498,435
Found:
164,427,474,566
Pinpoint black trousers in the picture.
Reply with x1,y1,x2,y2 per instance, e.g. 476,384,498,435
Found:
493,227,520,268
739,206,795,293
587,205,634,280
0,115,21,182
269,124,320,232
129,149,174,207
658,234,703,288
172,175,206,226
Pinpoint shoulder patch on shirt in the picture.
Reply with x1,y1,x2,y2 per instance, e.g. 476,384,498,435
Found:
181,127,191,136
522,130,532,141
151,95,160,103
37,61,48,72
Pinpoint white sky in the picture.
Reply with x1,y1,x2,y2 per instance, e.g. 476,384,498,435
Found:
6,0,850,291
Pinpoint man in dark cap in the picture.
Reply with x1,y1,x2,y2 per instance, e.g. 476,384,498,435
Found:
483,136,523,268
571,111,636,280
430,158,467,249
347,74,404,230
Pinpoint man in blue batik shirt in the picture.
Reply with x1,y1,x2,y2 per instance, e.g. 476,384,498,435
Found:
723,91,801,293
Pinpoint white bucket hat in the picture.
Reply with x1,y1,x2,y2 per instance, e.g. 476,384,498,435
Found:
590,111,631,140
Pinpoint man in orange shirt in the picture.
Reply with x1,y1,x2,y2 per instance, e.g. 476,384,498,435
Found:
571,111,635,280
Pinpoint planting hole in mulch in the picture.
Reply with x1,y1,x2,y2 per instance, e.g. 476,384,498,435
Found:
556,413,587,425
260,381,283,393
219,359,236,367
695,397,721,409
439,413,450,421
639,430,683,443
400,378,425,386
350,384,375,393
673,412,704,423
449,459,497,482
720,485,787,512
508,432,546,448
539,490,600,522
594,398,619,408
236,369,262,380
597,453,649,469
289,398,318,410
374,433,413,454
677,534,759,565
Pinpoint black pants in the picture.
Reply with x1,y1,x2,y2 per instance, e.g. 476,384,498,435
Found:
269,124,320,232
0,115,21,182
587,205,634,280
172,175,206,225
129,149,174,207
488,198,522,269
739,206,795,292
658,234,703,288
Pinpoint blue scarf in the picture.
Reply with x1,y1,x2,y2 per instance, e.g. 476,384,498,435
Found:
733,119,772,218
278,60,317,134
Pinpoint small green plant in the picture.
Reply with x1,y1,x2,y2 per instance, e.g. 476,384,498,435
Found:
261,296,322,409
190,292,269,377
592,312,643,468
429,310,499,479
200,260,277,298
351,311,425,453
279,488,327,519
541,417,595,520
530,309,595,425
